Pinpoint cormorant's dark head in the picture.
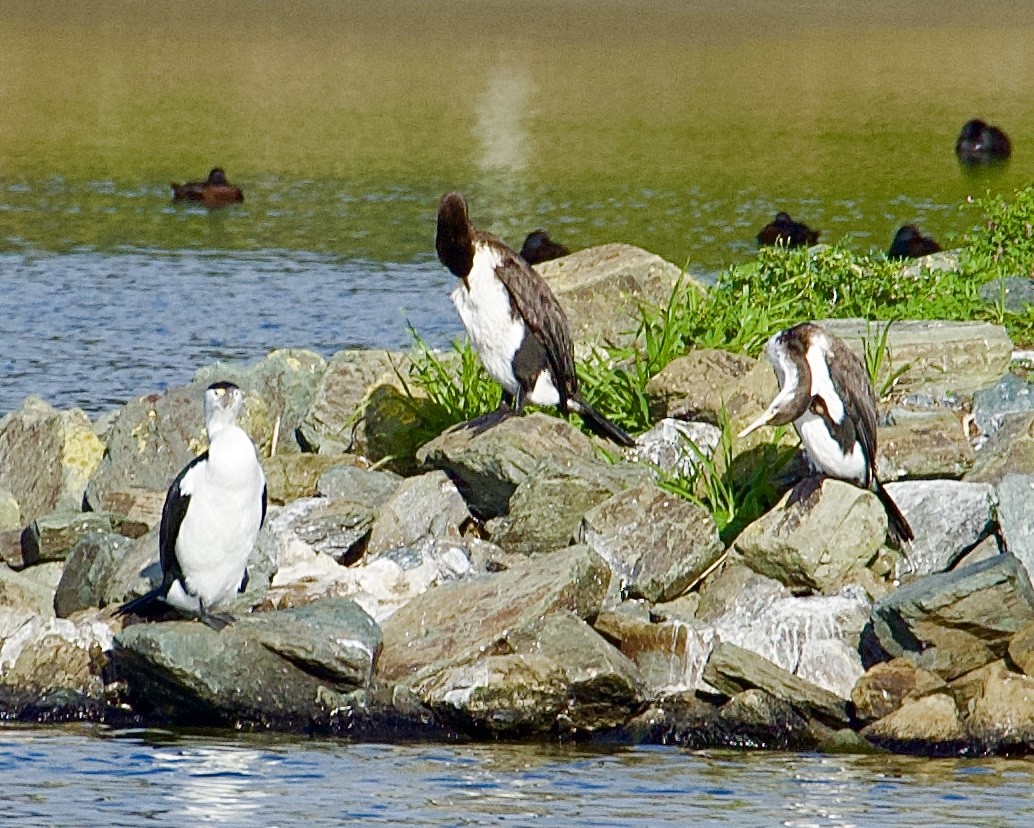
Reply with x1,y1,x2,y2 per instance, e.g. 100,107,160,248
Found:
207,168,229,185
436,192,475,278
738,324,815,437
204,380,244,438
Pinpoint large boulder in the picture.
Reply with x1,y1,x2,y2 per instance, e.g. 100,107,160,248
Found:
876,409,975,480
871,554,1034,680
850,657,947,724
965,412,1034,484
193,348,327,455
490,456,653,556
734,479,886,593
861,693,967,750
54,531,135,617
644,350,761,423
818,319,1013,399
376,544,610,687
298,350,399,454
576,482,723,602
416,412,597,519
997,474,1034,582
21,511,113,567
534,244,696,347
882,480,996,576
366,471,471,556
972,373,1034,444
260,454,362,504
0,398,104,525
113,598,381,727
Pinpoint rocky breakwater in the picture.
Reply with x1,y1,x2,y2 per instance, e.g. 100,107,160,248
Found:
1,245,1034,756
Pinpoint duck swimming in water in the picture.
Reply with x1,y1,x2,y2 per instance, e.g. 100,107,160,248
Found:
171,167,244,206
519,230,570,266
887,225,941,259
955,119,1011,164
756,212,820,248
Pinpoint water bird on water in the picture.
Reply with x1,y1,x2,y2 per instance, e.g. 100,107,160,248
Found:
519,230,570,266
887,225,941,259
116,382,267,630
171,167,244,206
436,191,635,447
756,212,820,248
739,322,913,548
955,119,1011,164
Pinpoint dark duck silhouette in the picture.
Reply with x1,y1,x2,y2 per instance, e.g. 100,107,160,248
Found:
519,230,570,266
756,212,820,248
171,167,244,206
955,119,1011,164
739,322,913,549
436,191,635,447
888,225,942,259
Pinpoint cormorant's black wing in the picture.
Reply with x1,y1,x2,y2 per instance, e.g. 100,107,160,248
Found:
260,483,268,528
486,235,578,406
158,451,208,592
828,338,879,486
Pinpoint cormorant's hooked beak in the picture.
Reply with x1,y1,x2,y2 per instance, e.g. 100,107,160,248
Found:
738,390,809,439
738,406,779,439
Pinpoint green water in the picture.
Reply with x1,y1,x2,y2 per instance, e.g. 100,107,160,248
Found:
3,0,1034,268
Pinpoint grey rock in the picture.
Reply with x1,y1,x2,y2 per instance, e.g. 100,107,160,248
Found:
961,660,1034,749
895,249,961,280
577,482,723,602
534,243,696,348
376,544,610,687
491,456,653,556
298,350,398,454
734,479,886,593
819,318,1014,398
366,471,471,557
644,349,760,423
996,474,1034,581
876,409,974,481
702,641,851,727
100,526,162,607
0,490,20,532
882,480,996,577
871,554,1034,680
359,384,441,475
506,610,643,731
22,511,113,567
0,564,57,618
317,466,402,503
978,276,1034,314
0,398,105,525
113,598,379,726
625,418,722,479
55,531,135,617
264,496,377,565
100,488,165,539
718,689,815,750
972,372,1034,443
965,411,1034,484
194,348,327,455
416,412,596,519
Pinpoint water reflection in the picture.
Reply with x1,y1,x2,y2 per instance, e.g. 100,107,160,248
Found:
474,61,535,177
153,745,271,824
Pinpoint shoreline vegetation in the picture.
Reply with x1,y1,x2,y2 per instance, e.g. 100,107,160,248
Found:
0,187,1033,756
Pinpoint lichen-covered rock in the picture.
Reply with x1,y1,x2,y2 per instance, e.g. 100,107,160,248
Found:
819,318,1013,398
957,660,1034,750
298,349,399,454
194,348,327,455
491,456,653,556
871,554,1034,680
965,412,1034,484
876,409,975,480
0,564,57,618
0,490,20,532
113,598,380,727
261,454,362,504
416,412,596,519
882,480,996,576
376,544,610,686
577,482,723,602
360,384,440,475
534,243,695,347
0,398,104,525
978,277,1034,314
366,471,471,556
734,479,886,593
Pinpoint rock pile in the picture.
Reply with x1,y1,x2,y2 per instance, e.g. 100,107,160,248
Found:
1,244,1033,756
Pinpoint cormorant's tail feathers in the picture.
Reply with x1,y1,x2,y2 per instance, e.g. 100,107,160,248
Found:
569,396,636,448
114,588,164,619
874,479,914,548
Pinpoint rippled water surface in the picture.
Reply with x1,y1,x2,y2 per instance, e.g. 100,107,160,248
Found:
1,726,1032,827
2,0,1034,413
